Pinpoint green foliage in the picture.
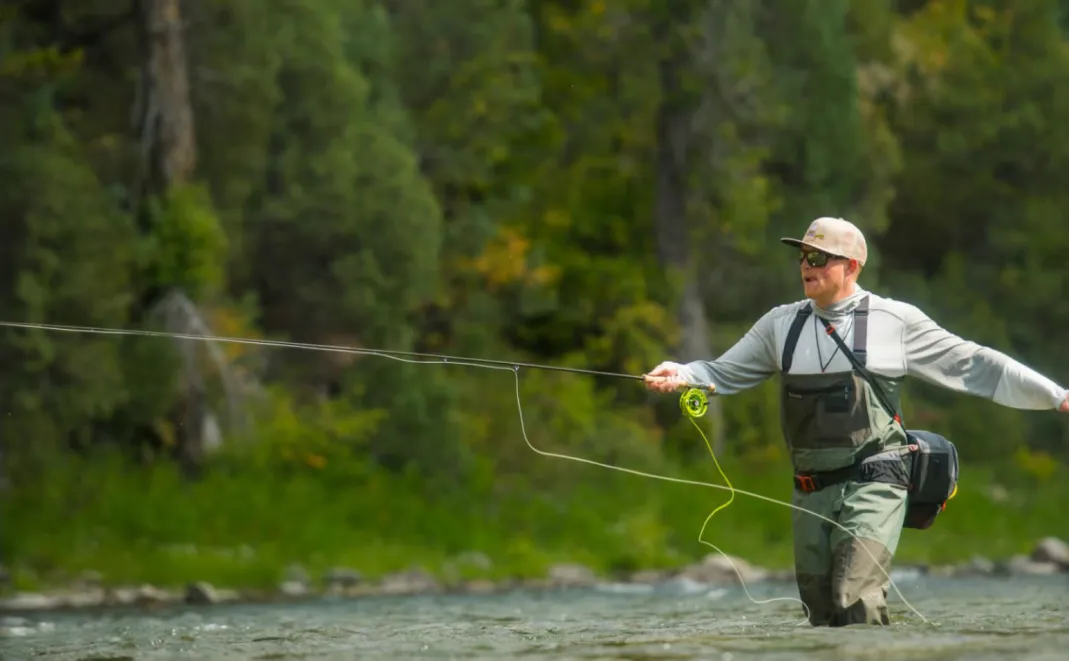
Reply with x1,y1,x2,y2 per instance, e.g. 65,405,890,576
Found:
761,0,868,219
140,185,228,298
184,0,283,244
217,386,387,476
242,0,442,345
4,440,1066,591
0,106,138,468
879,0,1069,455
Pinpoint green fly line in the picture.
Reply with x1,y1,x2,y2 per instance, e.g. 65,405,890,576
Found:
0,319,935,627
678,387,737,543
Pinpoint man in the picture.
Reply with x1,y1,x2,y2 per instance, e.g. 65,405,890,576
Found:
644,216,1069,627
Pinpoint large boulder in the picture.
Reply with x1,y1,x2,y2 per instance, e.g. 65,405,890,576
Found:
1030,537,1069,570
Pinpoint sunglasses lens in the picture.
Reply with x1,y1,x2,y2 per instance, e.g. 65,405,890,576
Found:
801,251,829,267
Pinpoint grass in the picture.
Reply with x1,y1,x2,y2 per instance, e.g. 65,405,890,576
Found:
2,447,1066,594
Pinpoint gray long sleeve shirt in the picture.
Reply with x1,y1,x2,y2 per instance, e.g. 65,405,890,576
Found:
675,287,1067,410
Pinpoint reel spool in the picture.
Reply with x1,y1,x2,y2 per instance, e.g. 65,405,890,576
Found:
679,387,709,418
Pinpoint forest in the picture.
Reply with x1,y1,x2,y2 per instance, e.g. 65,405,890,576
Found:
1,0,1068,593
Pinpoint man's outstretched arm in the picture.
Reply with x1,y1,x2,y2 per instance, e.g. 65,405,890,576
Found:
902,306,1069,411
646,309,781,395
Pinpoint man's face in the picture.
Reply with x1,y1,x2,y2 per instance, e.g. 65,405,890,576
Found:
799,249,851,301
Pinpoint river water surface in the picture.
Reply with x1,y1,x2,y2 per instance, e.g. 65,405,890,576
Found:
3,574,1067,660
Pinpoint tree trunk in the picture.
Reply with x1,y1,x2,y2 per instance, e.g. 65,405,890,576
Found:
139,0,196,188
654,54,726,454
136,0,203,476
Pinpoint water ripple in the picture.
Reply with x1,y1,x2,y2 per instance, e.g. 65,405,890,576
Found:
1,575,1066,661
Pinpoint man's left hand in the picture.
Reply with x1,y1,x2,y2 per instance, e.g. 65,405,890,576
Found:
1060,395,1069,414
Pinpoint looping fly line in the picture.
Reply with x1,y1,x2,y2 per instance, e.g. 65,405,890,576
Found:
0,319,934,626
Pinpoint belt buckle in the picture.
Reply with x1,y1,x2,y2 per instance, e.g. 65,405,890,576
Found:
796,474,818,493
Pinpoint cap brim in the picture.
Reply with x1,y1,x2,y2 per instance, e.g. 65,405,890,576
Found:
781,238,861,263
780,238,820,250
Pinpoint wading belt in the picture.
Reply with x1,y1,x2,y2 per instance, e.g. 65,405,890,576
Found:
793,463,864,493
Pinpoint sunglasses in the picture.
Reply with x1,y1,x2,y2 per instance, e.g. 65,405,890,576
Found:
799,250,845,268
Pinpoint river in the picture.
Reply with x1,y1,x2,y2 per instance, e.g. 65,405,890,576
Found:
2,574,1067,660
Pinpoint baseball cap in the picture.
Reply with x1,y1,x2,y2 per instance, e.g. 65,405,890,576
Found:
780,217,868,266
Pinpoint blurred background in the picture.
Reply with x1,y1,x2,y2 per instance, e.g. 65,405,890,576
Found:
1,0,1067,598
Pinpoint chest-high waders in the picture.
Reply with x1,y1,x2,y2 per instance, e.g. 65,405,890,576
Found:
780,296,959,626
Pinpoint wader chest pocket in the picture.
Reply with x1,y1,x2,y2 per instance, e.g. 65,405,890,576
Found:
785,381,854,406
782,380,867,448
824,384,852,413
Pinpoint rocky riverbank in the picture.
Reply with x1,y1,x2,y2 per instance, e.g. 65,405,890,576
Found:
2,537,1066,615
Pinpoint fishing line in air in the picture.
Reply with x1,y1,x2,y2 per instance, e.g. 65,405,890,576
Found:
0,320,932,626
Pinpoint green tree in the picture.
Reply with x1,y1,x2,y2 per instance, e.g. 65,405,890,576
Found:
880,0,1069,458
0,104,140,476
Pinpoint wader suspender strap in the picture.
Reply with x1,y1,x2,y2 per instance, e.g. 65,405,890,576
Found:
852,296,869,367
781,305,812,373
816,297,906,431
780,296,870,373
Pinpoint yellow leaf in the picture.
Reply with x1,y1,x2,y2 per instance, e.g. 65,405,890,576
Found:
468,227,531,289
526,265,561,287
